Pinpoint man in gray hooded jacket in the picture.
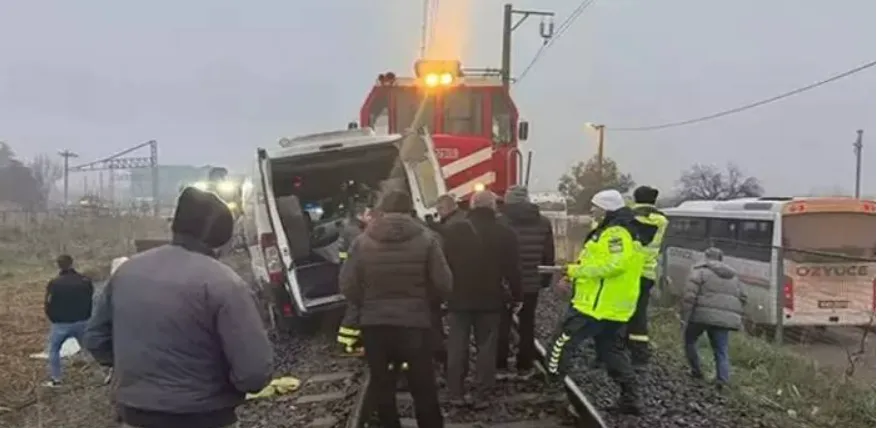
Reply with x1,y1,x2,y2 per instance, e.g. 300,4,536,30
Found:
681,247,747,389
85,187,273,428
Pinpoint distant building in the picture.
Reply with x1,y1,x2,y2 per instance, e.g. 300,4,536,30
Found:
129,165,213,206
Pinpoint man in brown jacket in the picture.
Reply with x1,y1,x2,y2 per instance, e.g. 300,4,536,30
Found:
340,190,453,428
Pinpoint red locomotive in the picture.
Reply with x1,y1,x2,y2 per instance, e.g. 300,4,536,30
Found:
357,59,530,199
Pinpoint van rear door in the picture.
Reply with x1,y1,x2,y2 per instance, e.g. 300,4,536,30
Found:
252,148,309,318
399,130,447,217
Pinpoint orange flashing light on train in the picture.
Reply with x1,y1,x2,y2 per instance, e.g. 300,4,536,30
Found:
414,59,464,88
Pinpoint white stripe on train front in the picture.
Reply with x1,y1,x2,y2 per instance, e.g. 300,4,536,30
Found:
441,147,493,178
447,172,497,199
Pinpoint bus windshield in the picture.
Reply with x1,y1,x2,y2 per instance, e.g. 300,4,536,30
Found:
783,212,876,262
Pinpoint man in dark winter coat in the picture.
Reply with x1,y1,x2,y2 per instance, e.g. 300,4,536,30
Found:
340,190,452,428
442,190,523,408
85,187,273,428
44,254,94,387
496,186,555,377
681,247,747,389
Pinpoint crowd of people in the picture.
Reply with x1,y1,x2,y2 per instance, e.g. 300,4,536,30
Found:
37,183,748,428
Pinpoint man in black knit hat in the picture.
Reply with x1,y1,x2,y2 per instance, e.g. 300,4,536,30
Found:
85,187,273,428
627,185,669,367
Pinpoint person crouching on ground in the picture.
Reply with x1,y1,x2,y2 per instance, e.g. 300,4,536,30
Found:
681,247,747,390
340,189,452,428
84,187,274,428
43,254,94,387
443,190,523,408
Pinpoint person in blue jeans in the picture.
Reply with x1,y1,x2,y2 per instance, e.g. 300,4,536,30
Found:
680,247,747,390
44,254,94,387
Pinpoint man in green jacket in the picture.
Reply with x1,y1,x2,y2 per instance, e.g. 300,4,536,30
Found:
546,189,644,415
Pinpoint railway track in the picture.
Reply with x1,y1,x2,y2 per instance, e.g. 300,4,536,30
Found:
337,313,607,428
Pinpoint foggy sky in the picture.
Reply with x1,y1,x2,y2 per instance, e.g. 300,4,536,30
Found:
1,0,874,197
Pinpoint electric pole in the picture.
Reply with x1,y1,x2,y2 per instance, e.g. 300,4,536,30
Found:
58,149,79,207
500,4,555,88
586,123,606,187
853,129,863,198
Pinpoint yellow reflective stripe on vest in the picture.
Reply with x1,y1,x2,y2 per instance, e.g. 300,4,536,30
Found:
628,334,649,342
339,251,348,260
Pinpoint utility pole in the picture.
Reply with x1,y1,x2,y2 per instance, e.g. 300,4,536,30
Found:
58,149,79,208
500,4,555,88
586,123,606,186
853,129,863,198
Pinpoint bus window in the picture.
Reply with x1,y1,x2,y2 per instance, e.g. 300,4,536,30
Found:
737,220,774,262
491,92,513,144
708,218,738,255
783,212,876,263
665,216,707,250
443,89,483,136
394,88,434,133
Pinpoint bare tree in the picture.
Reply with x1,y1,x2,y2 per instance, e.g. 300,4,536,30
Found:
676,163,764,201
29,153,63,206
0,142,42,210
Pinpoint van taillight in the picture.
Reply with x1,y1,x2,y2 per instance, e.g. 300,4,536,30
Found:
259,232,284,285
783,277,794,312
282,303,294,317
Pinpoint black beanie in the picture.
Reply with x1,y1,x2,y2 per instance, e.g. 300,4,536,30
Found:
633,186,659,204
171,187,234,248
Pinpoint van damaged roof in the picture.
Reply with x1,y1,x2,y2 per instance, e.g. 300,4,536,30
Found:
269,128,403,159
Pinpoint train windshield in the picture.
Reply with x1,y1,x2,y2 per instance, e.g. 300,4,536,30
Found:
441,88,484,136
393,87,434,133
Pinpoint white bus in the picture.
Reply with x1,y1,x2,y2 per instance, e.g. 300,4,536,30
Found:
661,197,875,329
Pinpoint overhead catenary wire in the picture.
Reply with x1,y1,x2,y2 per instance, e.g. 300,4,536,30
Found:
516,0,597,85
608,60,876,132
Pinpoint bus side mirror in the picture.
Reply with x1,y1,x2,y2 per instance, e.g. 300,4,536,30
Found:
347,121,358,130
518,121,530,141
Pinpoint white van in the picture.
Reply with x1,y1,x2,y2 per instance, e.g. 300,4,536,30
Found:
240,128,447,329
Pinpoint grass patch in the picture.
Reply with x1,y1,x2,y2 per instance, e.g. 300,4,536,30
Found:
0,214,168,415
650,307,876,428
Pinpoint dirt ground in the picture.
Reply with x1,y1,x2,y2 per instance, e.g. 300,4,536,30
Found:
0,214,166,428
0,264,116,428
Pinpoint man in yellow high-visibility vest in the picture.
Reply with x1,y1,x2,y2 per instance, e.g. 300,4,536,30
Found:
627,186,668,367
546,189,644,415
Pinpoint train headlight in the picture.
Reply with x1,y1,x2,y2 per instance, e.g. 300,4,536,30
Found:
217,180,237,194
193,181,209,191
474,183,486,192
415,60,462,88
424,73,441,88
